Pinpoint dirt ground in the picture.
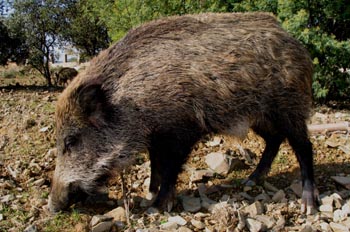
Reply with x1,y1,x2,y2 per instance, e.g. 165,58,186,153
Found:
0,69,350,231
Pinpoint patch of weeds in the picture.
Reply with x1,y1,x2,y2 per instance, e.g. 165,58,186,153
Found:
41,191,49,199
274,151,289,165
41,211,83,232
2,70,17,79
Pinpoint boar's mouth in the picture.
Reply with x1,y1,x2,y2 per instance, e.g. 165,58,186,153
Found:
67,182,89,207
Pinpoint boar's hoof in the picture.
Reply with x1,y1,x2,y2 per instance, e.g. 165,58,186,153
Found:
301,186,320,215
152,190,176,212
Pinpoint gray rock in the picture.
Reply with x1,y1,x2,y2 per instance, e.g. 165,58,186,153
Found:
181,196,201,213
272,190,286,203
104,207,126,222
178,226,193,232
91,215,113,227
321,195,334,206
342,200,350,215
237,211,246,230
146,207,159,215
205,152,230,175
263,181,279,192
300,224,314,232
33,178,45,186
0,194,14,203
24,225,37,232
190,219,205,230
190,169,214,182
91,221,113,232
329,222,349,232
272,216,286,231
331,176,350,190
243,201,264,217
254,193,271,202
319,222,332,232
206,136,222,147
319,204,333,212
333,209,347,222
254,215,276,229
168,215,187,226
246,218,263,232
160,221,178,230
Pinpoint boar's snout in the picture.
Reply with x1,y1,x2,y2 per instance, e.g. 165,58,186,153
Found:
48,176,89,213
48,178,70,213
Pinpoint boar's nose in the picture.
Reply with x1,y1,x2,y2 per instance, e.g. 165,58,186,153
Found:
48,177,71,213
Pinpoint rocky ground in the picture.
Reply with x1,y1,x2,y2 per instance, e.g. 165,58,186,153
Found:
1,73,350,231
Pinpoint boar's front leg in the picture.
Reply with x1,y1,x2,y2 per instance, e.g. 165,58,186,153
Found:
149,128,200,211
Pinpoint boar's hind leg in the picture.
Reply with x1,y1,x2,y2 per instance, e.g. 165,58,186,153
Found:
286,123,319,214
149,131,198,211
247,127,285,185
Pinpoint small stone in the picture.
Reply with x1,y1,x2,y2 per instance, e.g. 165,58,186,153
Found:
342,200,350,215
246,218,263,232
181,196,201,213
24,225,37,232
191,219,205,230
190,169,214,182
300,224,313,232
104,207,126,222
205,152,230,175
146,207,159,215
342,217,350,228
160,221,178,230
264,181,279,192
319,222,332,232
272,190,285,202
0,214,3,221
244,186,253,192
254,193,271,202
329,222,349,232
178,226,193,232
331,176,350,189
168,215,187,226
333,209,347,222
91,215,113,227
239,192,254,200
237,211,246,230
91,221,113,232
319,204,333,213
254,215,275,229
243,201,264,217
1,194,14,203
321,196,334,206
206,136,222,147
272,216,286,231
331,193,343,209
33,178,45,186
39,126,50,132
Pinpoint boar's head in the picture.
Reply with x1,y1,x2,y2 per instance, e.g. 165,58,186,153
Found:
48,81,137,213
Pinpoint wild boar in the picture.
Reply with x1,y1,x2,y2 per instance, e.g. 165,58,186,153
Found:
54,67,78,86
48,12,318,214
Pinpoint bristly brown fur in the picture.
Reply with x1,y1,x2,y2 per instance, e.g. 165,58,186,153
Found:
50,12,316,213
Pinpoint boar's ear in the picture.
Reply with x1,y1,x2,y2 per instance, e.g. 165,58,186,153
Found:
76,83,112,128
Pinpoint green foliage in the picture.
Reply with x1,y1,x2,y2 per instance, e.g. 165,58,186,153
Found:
8,0,67,86
3,0,349,101
60,0,111,59
0,19,28,65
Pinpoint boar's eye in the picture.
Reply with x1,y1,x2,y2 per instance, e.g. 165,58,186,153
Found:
64,135,79,152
